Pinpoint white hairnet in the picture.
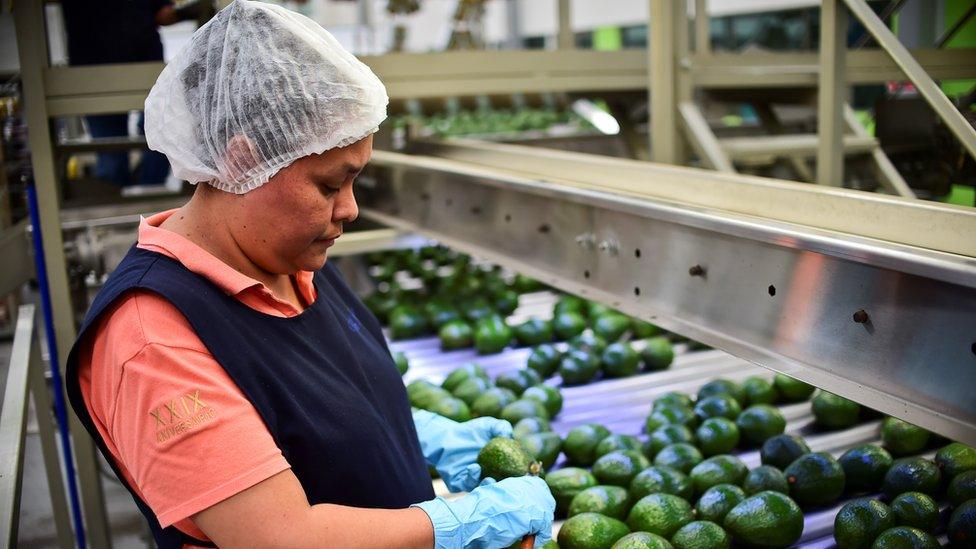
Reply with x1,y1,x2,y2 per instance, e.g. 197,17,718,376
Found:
145,0,388,194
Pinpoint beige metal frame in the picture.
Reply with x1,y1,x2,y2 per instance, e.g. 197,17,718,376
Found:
0,305,74,549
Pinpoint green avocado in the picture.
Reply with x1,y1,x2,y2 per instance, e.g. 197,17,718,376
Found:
626,493,695,539
441,363,488,392
438,320,474,350
695,484,745,524
564,423,613,466
596,434,644,459
389,307,429,340
559,350,601,386
473,315,512,354
407,380,452,409
630,466,694,501
426,305,461,330
760,434,812,470
696,418,740,457
569,485,633,520
694,395,742,422
671,520,731,549
812,391,861,430
723,491,803,549
451,376,493,406
653,392,694,411
654,443,704,474
736,405,786,446
602,342,642,378
890,492,939,532
526,344,563,378
569,332,609,355
393,351,409,376
512,417,551,439
834,498,895,549
593,314,632,341
546,467,598,516
631,319,661,339
645,406,698,433
611,531,673,549
426,396,471,422
697,379,744,404
936,442,976,479
594,450,652,487
948,500,976,549
641,337,675,371
553,311,587,340
948,470,976,507
470,387,517,418
773,373,815,402
513,273,544,293
477,437,538,481
872,526,939,549
881,417,931,457
513,318,553,346
493,289,520,316
500,398,549,424
882,457,942,499
517,431,562,469
554,294,587,316
522,384,563,418
784,452,846,508
495,369,542,396
743,465,789,495
558,512,631,549
741,376,778,406
839,444,893,493
646,425,696,459
690,455,749,496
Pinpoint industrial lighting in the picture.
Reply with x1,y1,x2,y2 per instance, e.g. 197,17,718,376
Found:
571,99,620,135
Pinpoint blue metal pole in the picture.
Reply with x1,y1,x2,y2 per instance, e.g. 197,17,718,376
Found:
26,180,88,549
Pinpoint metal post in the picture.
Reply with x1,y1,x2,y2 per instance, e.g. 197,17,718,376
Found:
843,0,976,160
650,0,680,164
557,0,573,50
0,306,34,548
678,102,735,172
817,0,847,187
13,1,111,547
694,0,710,55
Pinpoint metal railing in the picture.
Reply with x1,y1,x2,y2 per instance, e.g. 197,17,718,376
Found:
0,304,74,548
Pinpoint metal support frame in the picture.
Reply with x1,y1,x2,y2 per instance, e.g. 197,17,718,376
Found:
0,305,74,549
694,0,709,55
650,0,681,164
843,0,976,161
13,1,111,546
818,0,848,187
677,102,734,172
842,105,915,198
557,0,573,50
0,221,34,297
360,147,976,443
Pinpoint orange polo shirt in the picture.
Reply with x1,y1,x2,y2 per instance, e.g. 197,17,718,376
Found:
77,209,317,545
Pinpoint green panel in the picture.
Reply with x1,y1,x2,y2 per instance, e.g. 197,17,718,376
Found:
593,26,623,51
942,0,976,97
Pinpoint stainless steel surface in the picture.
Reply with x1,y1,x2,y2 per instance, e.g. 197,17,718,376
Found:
410,140,976,258
361,149,976,443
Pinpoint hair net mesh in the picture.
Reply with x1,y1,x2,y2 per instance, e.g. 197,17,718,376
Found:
145,0,388,194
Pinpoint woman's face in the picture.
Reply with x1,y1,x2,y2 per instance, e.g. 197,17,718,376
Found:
230,135,373,274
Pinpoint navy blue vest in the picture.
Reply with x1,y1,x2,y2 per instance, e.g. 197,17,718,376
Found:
66,247,434,548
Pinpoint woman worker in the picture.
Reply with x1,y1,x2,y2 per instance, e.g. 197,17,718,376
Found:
65,2,555,548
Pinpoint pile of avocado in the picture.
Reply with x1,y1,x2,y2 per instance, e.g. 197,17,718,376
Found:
386,105,593,138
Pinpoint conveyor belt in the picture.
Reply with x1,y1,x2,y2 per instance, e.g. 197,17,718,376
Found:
387,291,942,547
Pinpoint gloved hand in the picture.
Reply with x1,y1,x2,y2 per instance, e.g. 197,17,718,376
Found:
413,476,555,549
413,409,513,492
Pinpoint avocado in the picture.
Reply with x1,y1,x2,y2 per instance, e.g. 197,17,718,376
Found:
554,311,587,340
513,318,553,346
839,444,894,493
948,470,976,506
427,396,472,422
495,369,542,396
695,484,745,524
783,452,845,508
670,520,731,549
641,337,675,371
527,344,563,378
723,491,804,548
586,301,615,318
736,405,786,446
834,498,895,549
493,289,520,316
470,387,517,418
646,425,696,459
564,423,613,466
694,418,739,457
522,384,564,418
594,450,652,487
460,298,495,324
474,315,512,354
761,434,812,470
697,379,744,404
936,443,976,479
500,398,549,424
627,493,695,539
441,363,489,392
881,417,931,456
558,512,631,549
654,443,704,474
596,434,643,459
630,466,694,501
653,392,694,411
477,437,539,481
602,342,642,378
645,406,698,433
513,273,543,293
569,485,632,520
741,376,778,406
890,492,939,531
451,376,493,406
559,350,601,386
407,380,452,409
773,373,815,402
690,455,749,496
393,351,409,376
546,466,598,515
569,332,609,355
389,307,429,340
871,526,939,549
611,531,673,549
743,466,789,495
438,319,474,350
513,417,551,439
694,395,742,422
426,304,462,330
517,431,562,469
882,458,942,499
948,499,976,549
631,319,661,339
593,314,632,341
811,391,861,430
555,294,587,316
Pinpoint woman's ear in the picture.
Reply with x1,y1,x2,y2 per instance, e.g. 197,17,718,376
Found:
224,134,260,181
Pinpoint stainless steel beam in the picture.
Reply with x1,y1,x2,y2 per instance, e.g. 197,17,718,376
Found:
0,306,34,547
723,134,876,159
408,139,976,258
650,0,679,163
678,102,735,172
843,0,976,161
818,0,847,188
360,149,976,443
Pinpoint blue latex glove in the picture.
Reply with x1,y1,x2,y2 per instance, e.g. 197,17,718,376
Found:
413,476,555,549
413,409,513,492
